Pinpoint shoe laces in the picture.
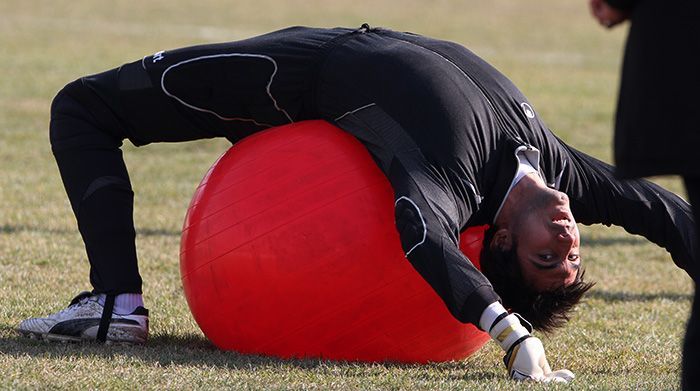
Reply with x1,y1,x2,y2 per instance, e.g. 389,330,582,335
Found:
67,291,97,307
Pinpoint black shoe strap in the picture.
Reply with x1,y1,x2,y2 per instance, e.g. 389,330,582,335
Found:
97,294,115,343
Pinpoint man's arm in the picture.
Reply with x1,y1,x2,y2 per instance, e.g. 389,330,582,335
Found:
392,158,574,383
561,143,697,279
389,158,499,324
335,105,573,382
335,103,498,324
601,0,638,11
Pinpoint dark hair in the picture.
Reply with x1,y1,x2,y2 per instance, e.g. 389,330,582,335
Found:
479,225,595,333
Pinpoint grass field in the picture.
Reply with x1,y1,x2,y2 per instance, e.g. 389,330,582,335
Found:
0,1,693,389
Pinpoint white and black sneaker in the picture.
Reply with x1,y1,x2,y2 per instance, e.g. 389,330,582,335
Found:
17,291,149,344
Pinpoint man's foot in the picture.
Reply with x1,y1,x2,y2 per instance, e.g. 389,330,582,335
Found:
16,292,149,344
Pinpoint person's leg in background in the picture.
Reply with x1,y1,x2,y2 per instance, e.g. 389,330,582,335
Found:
682,177,700,389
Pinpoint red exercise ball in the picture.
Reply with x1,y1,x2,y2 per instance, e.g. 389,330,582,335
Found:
180,120,490,363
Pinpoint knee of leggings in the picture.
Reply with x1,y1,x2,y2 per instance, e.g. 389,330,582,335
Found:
394,197,428,256
49,79,125,154
82,176,133,202
50,80,87,116
74,176,134,218
49,80,92,146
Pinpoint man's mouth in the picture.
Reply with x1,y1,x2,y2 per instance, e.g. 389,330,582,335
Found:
550,210,573,226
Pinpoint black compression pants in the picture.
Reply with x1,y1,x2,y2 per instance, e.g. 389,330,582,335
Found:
682,177,700,390
49,76,225,294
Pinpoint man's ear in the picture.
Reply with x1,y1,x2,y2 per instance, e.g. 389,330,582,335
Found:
490,228,512,251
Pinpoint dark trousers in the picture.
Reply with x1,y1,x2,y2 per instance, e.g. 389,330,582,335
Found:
682,178,700,389
50,82,143,294
49,75,227,295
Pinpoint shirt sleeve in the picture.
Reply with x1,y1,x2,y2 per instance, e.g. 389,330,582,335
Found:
604,0,638,11
334,104,500,326
390,158,501,325
560,143,698,278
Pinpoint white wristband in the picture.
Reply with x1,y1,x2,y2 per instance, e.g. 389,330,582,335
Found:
479,301,530,352
491,314,530,351
479,301,508,332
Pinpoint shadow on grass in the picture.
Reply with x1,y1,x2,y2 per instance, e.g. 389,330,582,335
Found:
136,228,181,237
0,224,180,237
588,290,693,303
0,325,497,381
0,224,72,235
579,234,646,247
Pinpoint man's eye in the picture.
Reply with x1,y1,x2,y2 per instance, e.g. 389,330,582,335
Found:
568,254,580,262
538,254,554,261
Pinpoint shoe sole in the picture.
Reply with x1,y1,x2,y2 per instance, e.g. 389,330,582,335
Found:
16,329,145,346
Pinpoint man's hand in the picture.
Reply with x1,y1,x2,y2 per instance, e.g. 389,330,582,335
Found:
589,0,630,28
504,336,575,383
479,302,574,383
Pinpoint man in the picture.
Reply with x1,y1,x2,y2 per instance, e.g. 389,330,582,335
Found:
17,25,697,382
589,0,700,388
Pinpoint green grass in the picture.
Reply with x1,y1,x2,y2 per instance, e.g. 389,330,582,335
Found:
0,0,692,389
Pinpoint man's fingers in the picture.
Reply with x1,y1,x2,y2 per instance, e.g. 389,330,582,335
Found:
510,370,546,382
538,350,552,373
506,336,575,383
512,369,574,383
545,369,575,383
589,0,605,17
589,0,630,28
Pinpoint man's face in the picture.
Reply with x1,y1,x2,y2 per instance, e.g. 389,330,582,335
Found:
508,187,581,292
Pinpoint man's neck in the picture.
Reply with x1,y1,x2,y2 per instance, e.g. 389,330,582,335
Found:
494,172,546,227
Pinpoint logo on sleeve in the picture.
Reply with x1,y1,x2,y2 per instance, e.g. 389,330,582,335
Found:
520,102,536,119
152,50,165,63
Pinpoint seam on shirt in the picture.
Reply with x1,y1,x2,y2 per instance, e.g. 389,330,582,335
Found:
553,159,568,189
160,53,293,127
334,103,377,122
380,35,522,142
395,196,427,256
492,145,543,223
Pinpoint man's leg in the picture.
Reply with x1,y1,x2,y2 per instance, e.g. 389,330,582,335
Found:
682,177,700,389
49,80,142,297
19,28,334,343
17,63,232,343
332,104,498,325
18,56,239,342
16,77,154,344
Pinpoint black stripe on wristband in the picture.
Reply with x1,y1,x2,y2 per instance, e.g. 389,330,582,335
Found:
489,312,509,333
503,335,533,370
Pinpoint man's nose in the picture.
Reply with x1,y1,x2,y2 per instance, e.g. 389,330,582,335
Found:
557,191,569,204
556,227,575,245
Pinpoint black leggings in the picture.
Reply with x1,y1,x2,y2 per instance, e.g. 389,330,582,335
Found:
50,80,142,294
683,177,700,389
49,76,217,294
